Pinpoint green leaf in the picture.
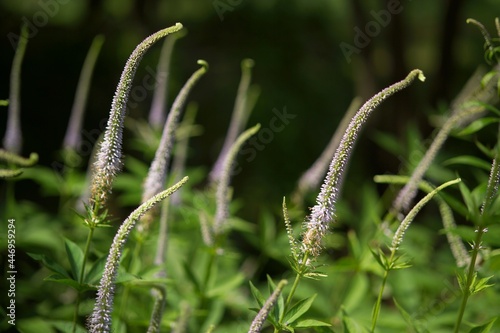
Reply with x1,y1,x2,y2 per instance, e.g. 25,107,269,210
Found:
65,238,84,281
207,272,245,297
455,117,499,136
249,281,265,307
44,273,93,292
27,252,70,278
294,319,332,328
442,155,492,171
369,248,388,270
182,261,201,294
266,275,285,323
84,256,107,284
342,307,369,333
342,274,369,312
393,298,420,331
470,275,494,294
481,70,498,89
469,317,498,333
283,294,317,325
459,182,479,221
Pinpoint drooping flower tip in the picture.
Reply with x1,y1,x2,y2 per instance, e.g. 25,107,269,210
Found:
242,58,255,69
197,59,209,70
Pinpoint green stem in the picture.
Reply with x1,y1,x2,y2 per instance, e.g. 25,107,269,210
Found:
72,226,95,333
283,252,309,319
371,251,395,333
453,228,484,333
200,250,216,309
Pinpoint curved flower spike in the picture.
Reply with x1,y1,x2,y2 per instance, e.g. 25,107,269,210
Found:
88,176,188,333
142,60,208,204
3,23,28,154
148,29,187,128
139,60,208,232
210,58,256,183
63,35,105,151
391,178,461,251
214,123,261,236
0,150,38,166
248,280,288,333
302,69,425,260
90,23,183,209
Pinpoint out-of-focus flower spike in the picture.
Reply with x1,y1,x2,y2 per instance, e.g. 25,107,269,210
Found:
149,29,187,129
210,59,257,184
3,23,28,154
294,97,362,203
63,35,105,151
213,123,261,236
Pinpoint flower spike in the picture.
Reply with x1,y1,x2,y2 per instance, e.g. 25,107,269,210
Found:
302,69,425,260
89,24,183,210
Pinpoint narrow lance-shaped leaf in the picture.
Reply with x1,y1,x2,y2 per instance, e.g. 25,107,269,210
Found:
89,23,183,210
3,23,28,154
87,176,188,333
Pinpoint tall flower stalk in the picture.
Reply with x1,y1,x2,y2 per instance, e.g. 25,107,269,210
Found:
148,30,187,128
76,24,183,332
392,68,498,214
140,60,208,231
3,23,28,154
293,96,362,204
88,177,188,333
284,70,425,314
371,178,461,332
63,35,105,152
248,280,288,333
453,127,500,332
210,59,258,183
89,23,183,214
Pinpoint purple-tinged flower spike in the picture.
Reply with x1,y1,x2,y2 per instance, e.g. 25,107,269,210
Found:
213,124,261,236
89,23,183,210
87,176,188,333
393,69,498,214
140,61,208,230
63,35,105,151
294,97,361,203
302,69,425,260
248,280,288,333
210,59,258,184
3,24,28,154
148,30,187,129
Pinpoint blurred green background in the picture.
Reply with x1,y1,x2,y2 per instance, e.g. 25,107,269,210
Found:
0,0,498,220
